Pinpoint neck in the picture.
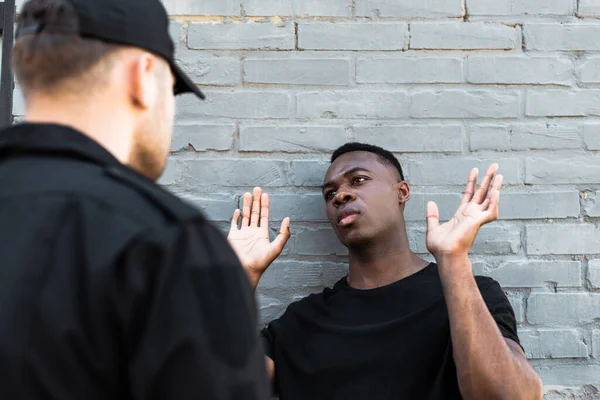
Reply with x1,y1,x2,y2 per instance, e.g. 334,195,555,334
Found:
24,95,134,165
346,223,429,290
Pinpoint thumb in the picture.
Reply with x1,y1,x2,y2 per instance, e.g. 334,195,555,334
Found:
426,201,440,232
271,217,291,254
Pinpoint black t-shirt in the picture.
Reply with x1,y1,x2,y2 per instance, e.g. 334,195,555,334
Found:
261,262,519,400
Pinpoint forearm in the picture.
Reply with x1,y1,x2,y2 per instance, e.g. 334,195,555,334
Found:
438,256,541,400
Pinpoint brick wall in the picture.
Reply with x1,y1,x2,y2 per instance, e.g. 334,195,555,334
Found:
15,0,600,397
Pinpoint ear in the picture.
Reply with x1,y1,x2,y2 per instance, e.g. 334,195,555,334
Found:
129,53,158,110
397,181,410,204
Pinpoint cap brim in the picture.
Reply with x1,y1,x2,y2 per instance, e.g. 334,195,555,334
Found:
171,62,205,100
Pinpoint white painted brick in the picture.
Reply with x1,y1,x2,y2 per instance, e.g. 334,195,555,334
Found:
524,23,600,51
298,22,408,51
583,123,600,150
589,260,600,289
527,224,600,255
525,157,600,184
354,125,463,153
520,329,588,359
508,295,524,323
527,90,600,117
357,56,463,84
171,124,235,152
244,0,352,16
469,123,582,151
177,91,292,119
410,226,521,255
244,58,351,85
593,330,600,358
177,193,236,221
410,90,520,119
406,157,521,185
579,0,600,16
584,191,600,218
467,56,573,85
162,0,240,15
184,159,290,187
297,91,409,119
188,22,295,50
539,365,600,386
239,126,349,152
487,261,582,288
175,52,241,86
295,228,348,256
356,0,462,17
529,293,600,324
577,56,600,83
259,261,348,289
410,22,519,50
468,0,574,15
291,161,330,187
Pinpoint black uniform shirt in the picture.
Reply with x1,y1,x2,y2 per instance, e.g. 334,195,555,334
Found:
0,123,269,400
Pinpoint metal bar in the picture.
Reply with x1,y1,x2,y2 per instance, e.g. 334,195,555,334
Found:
0,0,15,127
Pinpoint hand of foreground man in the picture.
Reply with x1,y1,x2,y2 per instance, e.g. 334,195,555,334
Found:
228,187,291,287
425,164,503,261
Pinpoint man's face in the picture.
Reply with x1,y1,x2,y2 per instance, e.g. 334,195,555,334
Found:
129,61,175,181
322,151,406,248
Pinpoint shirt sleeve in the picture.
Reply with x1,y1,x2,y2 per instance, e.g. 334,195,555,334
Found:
477,278,521,348
113,222,270,400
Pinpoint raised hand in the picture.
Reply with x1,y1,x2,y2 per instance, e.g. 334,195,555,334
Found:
228,187,291,286
426,164,503,260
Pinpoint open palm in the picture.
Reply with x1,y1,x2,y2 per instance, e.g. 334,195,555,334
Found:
228,187,290,279
426,164,503,259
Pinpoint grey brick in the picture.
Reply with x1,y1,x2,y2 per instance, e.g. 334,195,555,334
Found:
169,20,185,51
177,91,292,119
589,260,600,289
175,52,241,86
526,90,600,117
584,191,600,218
579,0,600,16
467,56,573,85
297,91,409,119
583,123,600,150
410,90,520,119
266,194,327,222
356,56,463,84
256,294,285,323
177,193,237,221
528,293,600,324
593,330,600,358
544,386,600,399
171,124,235,152
162,0,240,15
239,126,349,152
409,225,521,255
404,194,461,222
158,159,179,186
520,329,588,359
410,22,519,50
539,365,600,386
184,159,290,187
295,228,348,256
468,0,574,15
244,0,352,16
356,0,462,17
578,56,600,84
487,261,582,288
244,58,351,86
188,22,295,50
524,23,600,51
469,123,582,151
12,85,25,117
298,22,408,51
258,261,348,289
527,224,600,255
405,157,521,186
354,125,463,153
291,161,330,187
525,157,600,184
499,191,580,220
508,295,524,323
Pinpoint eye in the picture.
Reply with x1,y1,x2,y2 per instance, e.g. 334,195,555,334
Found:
352,176,368,184
324,190,336,200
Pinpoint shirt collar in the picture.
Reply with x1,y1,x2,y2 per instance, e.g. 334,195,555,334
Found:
0,123,122,167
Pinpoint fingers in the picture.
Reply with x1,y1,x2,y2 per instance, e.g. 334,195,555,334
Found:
241,192,252,227
426,201,440,231
483,175,503,221
260,193,269,228
472,163,499,204
230,209,240,231
460,168,479,205
250,187,262,227
272,217,291,255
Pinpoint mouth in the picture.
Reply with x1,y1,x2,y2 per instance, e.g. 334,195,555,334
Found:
337,209,360,227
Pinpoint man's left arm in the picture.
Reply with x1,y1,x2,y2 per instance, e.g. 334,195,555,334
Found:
426,164,543,400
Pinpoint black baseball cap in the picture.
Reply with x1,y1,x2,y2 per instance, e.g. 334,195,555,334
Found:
15,0,205,100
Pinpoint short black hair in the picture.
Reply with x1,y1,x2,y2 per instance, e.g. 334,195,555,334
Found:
331,142,405,181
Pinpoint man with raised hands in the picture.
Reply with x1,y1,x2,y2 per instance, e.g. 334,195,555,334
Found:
228,143,543,400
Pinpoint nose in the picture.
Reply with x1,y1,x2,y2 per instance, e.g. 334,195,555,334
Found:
333,187,356,208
